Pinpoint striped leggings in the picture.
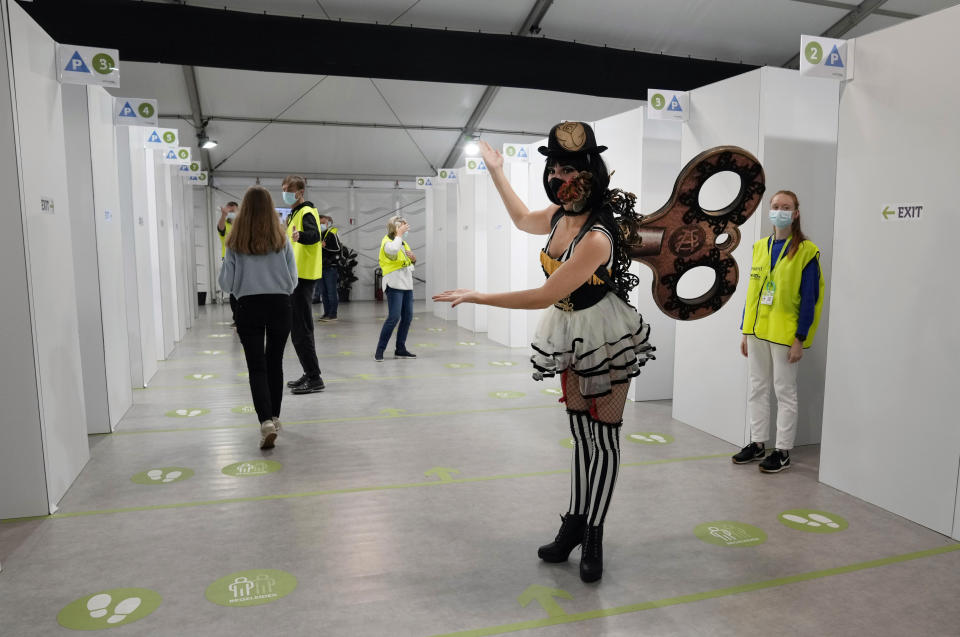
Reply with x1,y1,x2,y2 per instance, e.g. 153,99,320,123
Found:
567,410,621,526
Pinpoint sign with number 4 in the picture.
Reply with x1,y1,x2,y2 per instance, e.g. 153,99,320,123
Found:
57,44,119,87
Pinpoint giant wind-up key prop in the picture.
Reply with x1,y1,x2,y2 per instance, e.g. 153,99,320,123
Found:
622,146,765,320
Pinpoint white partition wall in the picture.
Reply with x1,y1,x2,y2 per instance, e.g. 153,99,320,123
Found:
595,108,682,401
432,181,459,321
0,1,89,517
456,172,488,332
86,87,133,430
423,185,436,313
154,162,178,356
820,5,960,539
673,67,839,448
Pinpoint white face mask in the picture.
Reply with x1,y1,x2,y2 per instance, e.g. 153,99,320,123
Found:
769,208,793,229
226,212,236,223
319,224,327,232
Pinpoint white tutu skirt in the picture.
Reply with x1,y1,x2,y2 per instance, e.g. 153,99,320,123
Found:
530,292,655,398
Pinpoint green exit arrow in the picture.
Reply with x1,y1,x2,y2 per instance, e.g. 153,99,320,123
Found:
380,408,406,416
424,467,460,482
517,585,573,618
882,206,895,219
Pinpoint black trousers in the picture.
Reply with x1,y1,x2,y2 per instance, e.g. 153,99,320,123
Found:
290,278,321,378
236,294,292,423
229,294,238,322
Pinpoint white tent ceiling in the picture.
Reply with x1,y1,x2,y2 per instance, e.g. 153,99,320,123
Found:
103,0,958,181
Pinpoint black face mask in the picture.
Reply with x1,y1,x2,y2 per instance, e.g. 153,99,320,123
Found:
548,178,564,199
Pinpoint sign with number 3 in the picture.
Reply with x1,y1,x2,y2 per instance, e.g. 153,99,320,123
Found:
56,44,120,87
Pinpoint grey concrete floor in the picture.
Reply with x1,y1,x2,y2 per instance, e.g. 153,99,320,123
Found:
1,300,958,636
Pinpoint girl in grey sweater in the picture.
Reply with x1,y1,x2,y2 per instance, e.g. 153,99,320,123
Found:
218,186,298,449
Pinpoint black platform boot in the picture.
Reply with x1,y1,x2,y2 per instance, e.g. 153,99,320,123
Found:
580,524,604,583
538,513,587,563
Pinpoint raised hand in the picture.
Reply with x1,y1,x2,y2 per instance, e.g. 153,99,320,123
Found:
479,140,503,173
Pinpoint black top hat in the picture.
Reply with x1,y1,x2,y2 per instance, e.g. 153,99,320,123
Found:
538,121,608,159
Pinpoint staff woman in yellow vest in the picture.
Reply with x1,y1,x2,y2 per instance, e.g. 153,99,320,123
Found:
217,201,239,325
375,215,417,361
733,190,824,473
281,175,326,395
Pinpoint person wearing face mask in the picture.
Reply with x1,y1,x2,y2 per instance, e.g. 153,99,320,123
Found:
733,190,824,473
281,175,326,395
218,202,240,325
317,215,342,322
434,123,655,583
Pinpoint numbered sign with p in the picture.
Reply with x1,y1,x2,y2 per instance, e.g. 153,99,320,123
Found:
113,98,158,126
800,35,851,80
188,171,209,186
647,89,689,121
57,44,119,87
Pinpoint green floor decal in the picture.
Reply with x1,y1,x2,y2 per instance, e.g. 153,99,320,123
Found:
779,510,848,533
694,521,767,547
559,438,575,449
58,588,162,630
206,569,297,608
131,468,193,485
164,408,209,418
542,388,562,396
222,460,282,477
627,432,674,445
185,373,217,381
446,363,474,369
231,405,256,415
490,391,525,399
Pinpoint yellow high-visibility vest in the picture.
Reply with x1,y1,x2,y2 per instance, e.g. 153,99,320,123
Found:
379,235,412,276
286,205,323,280
218,219,232,258
742,235,824,348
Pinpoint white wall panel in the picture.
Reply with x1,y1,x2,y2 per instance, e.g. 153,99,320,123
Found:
5,1,89,512
819,5,960,537
145,151,166,360
154,162,178,356
129,135,161,378
62,84,110,434
674,67,839,449
0,0,47,519
455,173,488,333
674,70,761,446
87,86,133,429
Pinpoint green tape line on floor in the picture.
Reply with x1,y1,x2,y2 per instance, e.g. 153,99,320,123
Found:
111,404,563,435
426,543,960,637
1,454,728,522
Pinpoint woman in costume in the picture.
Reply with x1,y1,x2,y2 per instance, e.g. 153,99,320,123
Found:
733,190,824,473
434,122,655,582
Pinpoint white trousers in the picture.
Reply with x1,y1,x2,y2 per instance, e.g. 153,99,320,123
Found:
747,335,799,450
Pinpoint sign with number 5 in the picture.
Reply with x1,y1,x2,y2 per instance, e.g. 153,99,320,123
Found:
56,44,120,87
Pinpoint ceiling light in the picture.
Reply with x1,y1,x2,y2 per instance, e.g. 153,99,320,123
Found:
464,142,479,156
199,136,218,149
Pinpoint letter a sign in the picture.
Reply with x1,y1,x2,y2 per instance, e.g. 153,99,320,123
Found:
56,44,120,87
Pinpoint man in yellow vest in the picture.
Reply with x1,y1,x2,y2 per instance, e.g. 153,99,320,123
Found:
217,201,239,326
282,176,325,394
317,215,342,322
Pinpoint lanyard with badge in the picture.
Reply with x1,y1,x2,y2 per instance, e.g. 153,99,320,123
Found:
761,235,791,306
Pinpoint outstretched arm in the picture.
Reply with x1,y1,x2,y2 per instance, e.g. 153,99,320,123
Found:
434,232,610,309
481,141,558,236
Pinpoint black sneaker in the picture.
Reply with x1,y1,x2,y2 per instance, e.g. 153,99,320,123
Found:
374,350,384,362
286,374,309,388
394,350,417,359
291,377,325,394
759,449,791,473
732,442,765,464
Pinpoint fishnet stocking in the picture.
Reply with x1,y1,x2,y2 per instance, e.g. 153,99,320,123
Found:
563,372,631,423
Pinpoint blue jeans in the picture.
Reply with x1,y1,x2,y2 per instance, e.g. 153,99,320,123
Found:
319,268,339,317
377,286,413,353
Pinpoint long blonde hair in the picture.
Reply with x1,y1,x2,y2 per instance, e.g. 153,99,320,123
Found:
226,186,287,255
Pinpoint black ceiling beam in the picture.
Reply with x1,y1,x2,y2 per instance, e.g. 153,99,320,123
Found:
19,0,756,101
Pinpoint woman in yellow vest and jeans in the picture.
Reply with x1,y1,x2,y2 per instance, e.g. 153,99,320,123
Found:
375,215,417,361
734,190,824,473
282,175,326,394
